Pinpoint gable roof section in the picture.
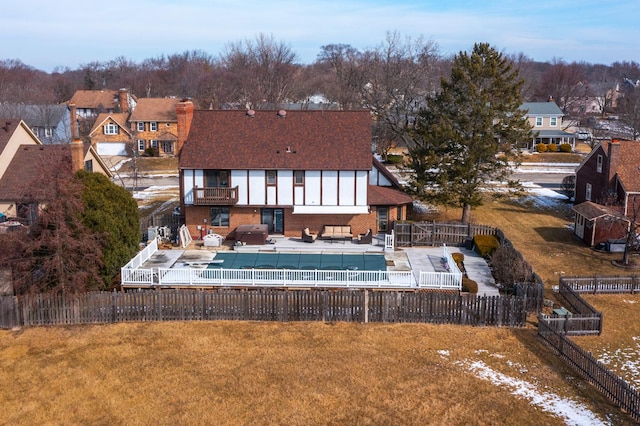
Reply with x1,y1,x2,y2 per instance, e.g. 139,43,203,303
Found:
573,201,628,221
611,140,640,193
89,113,131,137
70,90,119,109
520,102,563,116
129,98,179,122
0,145,72,202
180,110,373,170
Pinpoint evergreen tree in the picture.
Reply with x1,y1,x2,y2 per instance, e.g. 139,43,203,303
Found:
76,171,140,289
408,43,532,223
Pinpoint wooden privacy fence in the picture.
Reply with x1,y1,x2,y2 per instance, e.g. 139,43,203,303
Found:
538,318,640,423
537,277,603,336
560,275,640,294
394,221,496,247
0,289,528,328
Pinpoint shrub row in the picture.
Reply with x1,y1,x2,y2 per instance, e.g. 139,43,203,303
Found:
473,234,500,258
536,143,572,153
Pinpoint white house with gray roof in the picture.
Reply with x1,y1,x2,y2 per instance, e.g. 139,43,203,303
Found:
520,101,576,150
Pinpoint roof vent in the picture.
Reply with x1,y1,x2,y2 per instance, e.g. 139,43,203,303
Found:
277,110,287,117
246,109,256,117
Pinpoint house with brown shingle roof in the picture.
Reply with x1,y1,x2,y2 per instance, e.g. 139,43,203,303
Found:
129,98,181,156
0,118,111,223
573,139,640,246
178,109,412,239
88,113,132,155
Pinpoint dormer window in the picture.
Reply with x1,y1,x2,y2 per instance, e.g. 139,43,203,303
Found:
104,123,118,135
150,122,158,131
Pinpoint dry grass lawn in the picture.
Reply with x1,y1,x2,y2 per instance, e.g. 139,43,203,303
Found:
0,322,632,425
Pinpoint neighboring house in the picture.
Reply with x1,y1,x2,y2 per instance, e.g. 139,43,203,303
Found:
0,118,111,223
0,104,71,144
573,139,640,246
88,112,131,156
178,109,413,239
520,101,576,150
68,89,136,140
128,98,181,156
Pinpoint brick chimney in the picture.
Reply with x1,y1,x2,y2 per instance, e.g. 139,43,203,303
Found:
69,102,79,140
118,88,129,113
70,139,84,172
176,99,194,154
607,139,620,186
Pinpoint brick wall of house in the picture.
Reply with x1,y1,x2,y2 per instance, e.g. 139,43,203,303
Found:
135,122,179,156
183,205,397,240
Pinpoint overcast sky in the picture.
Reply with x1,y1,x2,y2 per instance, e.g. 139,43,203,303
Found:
3,0,638,73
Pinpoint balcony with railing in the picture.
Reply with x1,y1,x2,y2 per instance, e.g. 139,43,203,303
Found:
193,186,239,205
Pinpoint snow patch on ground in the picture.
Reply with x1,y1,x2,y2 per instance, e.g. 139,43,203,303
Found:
597,337,640,391
459,359,606,425
514,183,571,210
133,186,179,201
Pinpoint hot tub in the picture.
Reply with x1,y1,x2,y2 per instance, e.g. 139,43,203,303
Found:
235,224,268,245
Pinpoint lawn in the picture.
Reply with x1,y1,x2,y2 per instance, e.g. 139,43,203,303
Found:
0,322,630,425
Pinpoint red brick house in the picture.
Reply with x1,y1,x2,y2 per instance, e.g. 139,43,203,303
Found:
178,109,413,239
573,139,640,246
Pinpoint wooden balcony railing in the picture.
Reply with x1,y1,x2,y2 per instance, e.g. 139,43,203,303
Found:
193,186,238,205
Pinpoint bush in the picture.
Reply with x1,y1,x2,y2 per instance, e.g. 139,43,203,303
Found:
386,154,404,164
473,234,499,258
536,144,548,152
451,252,464,264
546,143,557,152
462,277,478,293
559,143,572,153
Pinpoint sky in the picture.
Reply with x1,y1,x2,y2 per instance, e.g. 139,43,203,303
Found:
2,0,638,73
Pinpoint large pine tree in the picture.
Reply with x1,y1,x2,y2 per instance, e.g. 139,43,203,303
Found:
408,43,532,223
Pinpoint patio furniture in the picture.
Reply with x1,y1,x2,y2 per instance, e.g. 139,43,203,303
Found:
320,225,353,243
357,229,372,244
302,228,317,243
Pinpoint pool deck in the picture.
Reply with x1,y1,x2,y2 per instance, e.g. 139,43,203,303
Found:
142,235,499,296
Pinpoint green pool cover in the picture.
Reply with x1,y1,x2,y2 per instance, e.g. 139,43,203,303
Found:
208,252,386,271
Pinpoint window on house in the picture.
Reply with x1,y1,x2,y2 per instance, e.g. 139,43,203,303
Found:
104,123,118,135
150,140,158,149
597,155,603,173
586,183,592,201
137,122,145,132
210,207,230,227
84,159,93,172
205,170,228,187
266,170,277,185
150,122,158,131
535,117,543,127
161,141,173,154
294,170,304,185
550,117,557,127
44,128,53,137
137,140,145,151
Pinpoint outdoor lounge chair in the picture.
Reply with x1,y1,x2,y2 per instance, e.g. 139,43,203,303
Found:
302,228,318,243
357,229,372,244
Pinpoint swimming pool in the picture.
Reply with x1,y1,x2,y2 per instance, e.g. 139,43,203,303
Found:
208,252,387,271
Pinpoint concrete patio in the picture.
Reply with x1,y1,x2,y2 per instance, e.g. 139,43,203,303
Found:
137,234,499,296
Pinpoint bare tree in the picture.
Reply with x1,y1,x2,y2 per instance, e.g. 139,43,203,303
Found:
316,43,365,110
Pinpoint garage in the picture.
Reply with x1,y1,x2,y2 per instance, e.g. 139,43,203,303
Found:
96,142,127,156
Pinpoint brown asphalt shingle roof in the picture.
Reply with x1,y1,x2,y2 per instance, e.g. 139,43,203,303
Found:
180,110,373,171
367,185,413,206
612,140,640,193
129,98,179,122
573,201,627,220
69,90,119,109
0,119,21,154
0,145,73,202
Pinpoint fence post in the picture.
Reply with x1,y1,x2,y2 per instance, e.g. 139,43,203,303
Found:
364,290,369,324
632,275,637,295
157,288,163,322
111,289,117,323
594,274,598,295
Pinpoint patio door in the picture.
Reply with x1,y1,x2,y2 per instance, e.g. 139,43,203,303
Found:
261,208,284,234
